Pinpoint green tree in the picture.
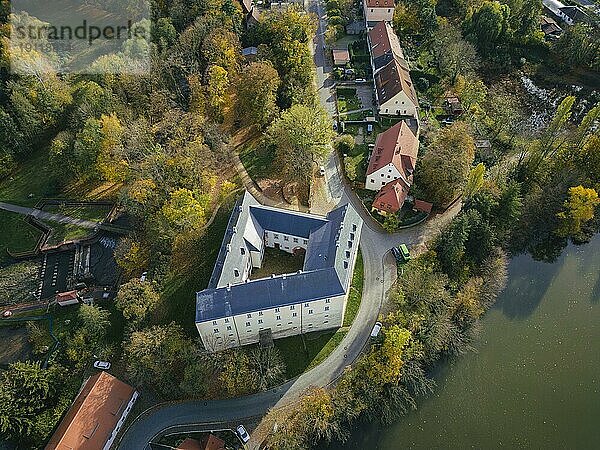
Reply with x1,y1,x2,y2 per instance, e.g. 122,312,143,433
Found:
124,323,190,396
268,104,334,188
383,213,400,233
0,361,64,442
463,1,511,58
554,23,600,71
433,21,480,84
419,122,476,206
236,61,281,129
115,278,160,324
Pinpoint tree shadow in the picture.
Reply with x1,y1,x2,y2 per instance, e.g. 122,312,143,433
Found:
494,252,563,320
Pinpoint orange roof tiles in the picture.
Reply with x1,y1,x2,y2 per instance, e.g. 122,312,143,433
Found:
366,121,418,178
373,178,410,214
368,21,404,61
45,372,137,450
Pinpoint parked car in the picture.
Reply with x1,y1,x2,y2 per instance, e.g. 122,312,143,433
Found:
2,310,12,318
236,424,250,443
355,78,366,83
371,321,382,338
399,244,411,261
93,360,111,370
391,247,402,262
366,124,373,133
441,117,454,126
140,271,148,282
319,166,326,176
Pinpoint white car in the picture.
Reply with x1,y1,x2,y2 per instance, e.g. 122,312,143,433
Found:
93,360,111,370
2,310,12,319
319,166,326,176
370,321,382,338
236,424,250,443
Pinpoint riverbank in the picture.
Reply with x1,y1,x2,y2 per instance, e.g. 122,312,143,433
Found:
327,233,600,449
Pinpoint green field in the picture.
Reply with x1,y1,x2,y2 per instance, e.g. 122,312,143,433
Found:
0,212,43,264
239,141,276,181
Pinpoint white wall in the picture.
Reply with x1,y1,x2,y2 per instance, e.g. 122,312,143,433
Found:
366,163,402,191
264,230,308,254
197,293,346,351
379,91,418,117
363,2,395,22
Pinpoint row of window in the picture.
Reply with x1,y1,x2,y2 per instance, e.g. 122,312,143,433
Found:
213,320,332,334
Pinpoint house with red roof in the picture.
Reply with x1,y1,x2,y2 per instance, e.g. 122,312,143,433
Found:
366,121,419,215
367,21,419,118
363,0,395,26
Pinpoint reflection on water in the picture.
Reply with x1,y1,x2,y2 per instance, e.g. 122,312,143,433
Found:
327,235,600,449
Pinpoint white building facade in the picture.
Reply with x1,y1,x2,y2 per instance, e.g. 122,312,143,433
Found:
196,192,363,352
363,0,395,25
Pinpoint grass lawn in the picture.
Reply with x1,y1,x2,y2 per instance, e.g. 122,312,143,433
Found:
157,195,239,337
0,149,59,207
0,211,44,264
337,87,362,113
239,140,276,181
42,204,112,222
41,221,94,246
274,329,340,379
343,250,363,327
250,247,305,280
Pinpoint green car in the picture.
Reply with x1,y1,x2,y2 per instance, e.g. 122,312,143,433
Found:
399,244,410,261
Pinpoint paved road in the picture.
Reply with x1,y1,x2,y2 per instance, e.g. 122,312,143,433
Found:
0,202,100,229
117,1,461,447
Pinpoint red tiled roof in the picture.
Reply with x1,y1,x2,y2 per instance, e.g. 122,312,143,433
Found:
56,290,78,301
332,49,350,65
45,372,136,450
414,199,433,213
366,121,418,178
372,178,410,214
368,21,404,61
374,57,418,107
365,0,395,7
198,434,226,450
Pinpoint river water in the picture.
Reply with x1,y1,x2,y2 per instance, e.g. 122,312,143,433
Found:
330,234,600,449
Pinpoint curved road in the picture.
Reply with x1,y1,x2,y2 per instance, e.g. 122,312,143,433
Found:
117,1,461,447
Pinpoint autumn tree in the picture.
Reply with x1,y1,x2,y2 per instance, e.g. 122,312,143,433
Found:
419,122,476,206
123,323,191,397
236,61,281,129
464,163,486,199
268,104,334,189
556,186,600,240
160,188,207,232
115,278,160,324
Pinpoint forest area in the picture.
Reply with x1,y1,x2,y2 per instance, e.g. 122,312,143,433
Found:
0,0,332,447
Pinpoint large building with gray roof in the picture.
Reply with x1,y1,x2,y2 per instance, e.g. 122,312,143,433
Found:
195,191,363,351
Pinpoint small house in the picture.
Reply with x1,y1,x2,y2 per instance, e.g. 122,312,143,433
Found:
445,97,463,116
363,0,395,27
332,49,351,66
56,290,80,306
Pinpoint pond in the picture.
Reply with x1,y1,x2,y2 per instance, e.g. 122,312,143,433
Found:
328,234,600,449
